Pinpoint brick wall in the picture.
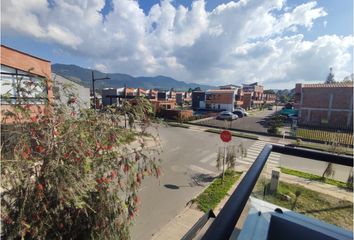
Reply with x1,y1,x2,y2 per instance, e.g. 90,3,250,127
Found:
1,45,53,123
1,45,51,78
298,84,353,129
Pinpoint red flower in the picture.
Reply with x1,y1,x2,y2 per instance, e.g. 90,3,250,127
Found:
136,173,141,184
156,168,161,177
30,116,38,123
36,145,45,153
133,195,140,204
123,164,130,173
111,170,117,179
22,145,31,159
36,184,44,191
96,178,103,184
63,153,70,159
103,177,110,184
59,223,64,229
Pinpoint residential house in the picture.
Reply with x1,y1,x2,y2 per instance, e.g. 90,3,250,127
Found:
0,45,53,123
294,83,353,130
205,89,237,112
191,91,206,110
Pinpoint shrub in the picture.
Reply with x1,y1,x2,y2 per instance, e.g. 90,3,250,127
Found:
267,125,280,135
1,77,160,239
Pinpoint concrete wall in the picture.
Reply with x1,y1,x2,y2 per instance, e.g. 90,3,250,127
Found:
52,73,90,109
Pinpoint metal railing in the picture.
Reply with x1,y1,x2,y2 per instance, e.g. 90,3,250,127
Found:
183,144,353,240
200,144,273,240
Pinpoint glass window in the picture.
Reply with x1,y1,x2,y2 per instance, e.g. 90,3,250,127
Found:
1,64,47,104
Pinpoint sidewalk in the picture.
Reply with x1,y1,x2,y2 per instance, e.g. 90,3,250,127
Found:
262,170,353,202
150,164,352,240
151,170,248,240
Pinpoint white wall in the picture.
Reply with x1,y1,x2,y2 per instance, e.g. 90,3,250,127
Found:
210,103,234,112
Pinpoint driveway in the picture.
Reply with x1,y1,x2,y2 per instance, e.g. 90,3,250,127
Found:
194,108,279,134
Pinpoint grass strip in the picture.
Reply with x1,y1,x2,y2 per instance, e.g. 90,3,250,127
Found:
252,181,353,231
280,167,352,191
167,122,190,128
293,142,353,156
194,170,242,212
205,129,259,140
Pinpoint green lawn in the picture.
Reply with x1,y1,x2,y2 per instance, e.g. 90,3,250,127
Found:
252,181,353,231
293,141,353,156
205,129,259,140
280,167,353,191
194,170,242,212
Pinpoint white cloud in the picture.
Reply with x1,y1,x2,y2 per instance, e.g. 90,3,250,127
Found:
1,0,352,89
94,63,108,72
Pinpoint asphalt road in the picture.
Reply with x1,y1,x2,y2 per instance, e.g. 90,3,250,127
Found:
131,124,352,239
131,126,255,240
196,108,279,133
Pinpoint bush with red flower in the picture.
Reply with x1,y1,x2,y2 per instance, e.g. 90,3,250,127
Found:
1,76,161,239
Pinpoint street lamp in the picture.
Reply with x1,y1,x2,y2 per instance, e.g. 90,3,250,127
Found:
92,70,110,109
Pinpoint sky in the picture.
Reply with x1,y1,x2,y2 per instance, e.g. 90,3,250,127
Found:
1,0,353,89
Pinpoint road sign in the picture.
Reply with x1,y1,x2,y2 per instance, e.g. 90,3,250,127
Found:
220,130,232,142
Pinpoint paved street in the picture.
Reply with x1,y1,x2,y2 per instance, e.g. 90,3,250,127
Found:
194,108,278,134
131,125,352,239
131,126,255,240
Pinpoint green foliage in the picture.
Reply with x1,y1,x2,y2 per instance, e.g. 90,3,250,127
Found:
195,170,242,212
252,181,353,230
216,144,246,182
1,77,161,239
325,67,336,84
280,168,352,191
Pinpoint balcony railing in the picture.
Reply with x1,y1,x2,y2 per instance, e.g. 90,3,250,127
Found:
183,145,353,240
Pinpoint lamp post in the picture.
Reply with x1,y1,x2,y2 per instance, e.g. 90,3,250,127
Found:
92,70,110,109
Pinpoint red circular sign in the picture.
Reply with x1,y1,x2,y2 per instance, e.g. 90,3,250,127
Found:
220,130,232,142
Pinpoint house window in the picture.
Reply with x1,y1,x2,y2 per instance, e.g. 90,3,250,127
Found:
0,65,47,104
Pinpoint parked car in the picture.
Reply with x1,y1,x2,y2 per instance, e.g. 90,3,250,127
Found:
235,107,246,112
267,105,273,110
234,107,248,117
216,111,238,121
232,110,244,118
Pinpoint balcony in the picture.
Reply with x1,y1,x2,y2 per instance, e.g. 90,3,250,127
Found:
182,145,353,240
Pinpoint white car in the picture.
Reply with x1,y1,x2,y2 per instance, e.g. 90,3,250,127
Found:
216,111,238,121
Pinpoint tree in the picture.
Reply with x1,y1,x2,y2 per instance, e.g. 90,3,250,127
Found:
264,89,275,94
325,67,336,84
342,73,354,83
216,143,247,182
1,75,160,239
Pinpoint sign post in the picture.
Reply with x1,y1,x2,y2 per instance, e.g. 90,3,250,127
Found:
220,130,232,180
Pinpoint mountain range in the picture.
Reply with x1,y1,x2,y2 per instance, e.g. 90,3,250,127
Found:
52,64,216,91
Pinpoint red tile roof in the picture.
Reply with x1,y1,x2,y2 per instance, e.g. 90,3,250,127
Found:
303,83,353,88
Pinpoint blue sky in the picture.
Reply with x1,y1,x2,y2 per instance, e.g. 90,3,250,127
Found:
1,0,353,89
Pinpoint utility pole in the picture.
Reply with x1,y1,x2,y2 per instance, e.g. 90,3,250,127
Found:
92,70,110,109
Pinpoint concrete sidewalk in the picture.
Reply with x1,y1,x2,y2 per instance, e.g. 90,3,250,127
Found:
150,165,352,240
